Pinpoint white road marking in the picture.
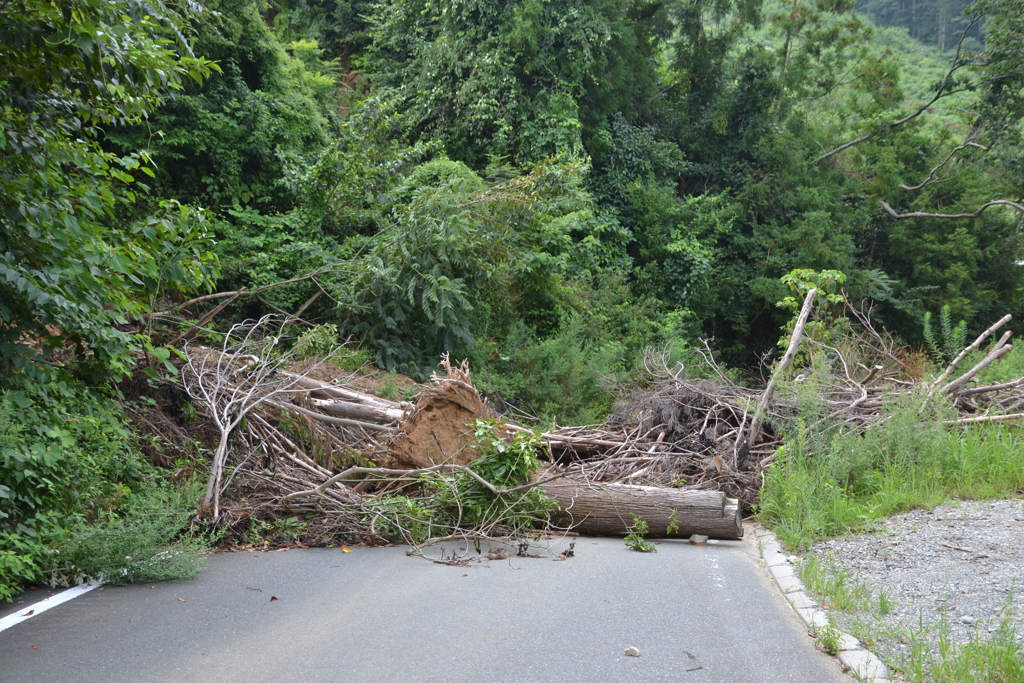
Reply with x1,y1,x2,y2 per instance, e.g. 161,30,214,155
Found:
706,547,727,590
0,582,101,634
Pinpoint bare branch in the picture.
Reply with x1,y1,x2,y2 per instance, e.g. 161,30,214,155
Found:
735,288,817,469
880,199,1024,220
166,262,355,313
814,17,979,164
899,141,990,191
182,315,349,518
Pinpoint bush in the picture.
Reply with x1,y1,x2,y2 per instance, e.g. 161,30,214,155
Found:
484,316,624,426
0,381,210,598
759,386,1024,550
42,480,209,586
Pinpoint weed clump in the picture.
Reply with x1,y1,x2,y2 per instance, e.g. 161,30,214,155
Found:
624,514,657,552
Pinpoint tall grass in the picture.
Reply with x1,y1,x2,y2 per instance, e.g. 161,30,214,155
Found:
759,390,1024,550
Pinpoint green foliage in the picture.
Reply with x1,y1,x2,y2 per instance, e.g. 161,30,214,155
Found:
366,420,555,543
289,95,435,236
817,618,843,656
777,269,848,313
448,420,554,529
922,305,968,365
485,316,624,425
0,0,220,380
107,2,336,213
858,0,980,51
624,514,656,552
265,0,374,59
245,515,310,546
797,554,874,612
343,158,600,375
42,479,210,586
292,323,373,368
759,390,1024,550
0,379,210,597
899,603,1024,683
0,533,43,601
776,269,851,358
0,387,147,537
365,0,667,167
292,323,341,359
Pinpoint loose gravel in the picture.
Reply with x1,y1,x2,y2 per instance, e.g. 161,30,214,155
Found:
808,499,1024,652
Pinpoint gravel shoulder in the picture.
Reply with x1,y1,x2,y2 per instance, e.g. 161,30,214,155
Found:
808,499,1024,655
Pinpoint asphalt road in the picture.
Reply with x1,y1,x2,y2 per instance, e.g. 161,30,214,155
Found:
0,533,849,682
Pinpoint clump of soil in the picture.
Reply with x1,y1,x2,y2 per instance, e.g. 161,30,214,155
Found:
390,359,496,468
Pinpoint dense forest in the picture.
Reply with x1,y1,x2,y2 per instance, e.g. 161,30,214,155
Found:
2,0,1023,603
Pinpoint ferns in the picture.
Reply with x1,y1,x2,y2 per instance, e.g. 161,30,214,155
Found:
923,305,968,364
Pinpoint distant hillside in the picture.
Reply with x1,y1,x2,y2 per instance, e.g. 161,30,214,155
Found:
746,1,974,125
856,0,983,52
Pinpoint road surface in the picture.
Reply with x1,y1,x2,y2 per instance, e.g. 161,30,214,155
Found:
0,533,849,682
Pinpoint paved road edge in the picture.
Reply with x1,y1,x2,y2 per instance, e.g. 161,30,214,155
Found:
752,525,891,682
0,582,101,634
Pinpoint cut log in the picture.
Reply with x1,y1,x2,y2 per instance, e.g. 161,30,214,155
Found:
537,477,743,540
311,398,405,423
280,372,409,410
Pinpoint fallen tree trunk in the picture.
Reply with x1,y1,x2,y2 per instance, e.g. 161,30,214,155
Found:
280,372,409,411
311,398,405,423
537,477,743,540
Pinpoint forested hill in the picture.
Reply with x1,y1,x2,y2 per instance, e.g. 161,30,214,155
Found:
1,0,1023,597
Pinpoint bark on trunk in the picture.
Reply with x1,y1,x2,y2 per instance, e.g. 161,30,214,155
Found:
311,398,405,423
537,477,743,540
280,372,409,410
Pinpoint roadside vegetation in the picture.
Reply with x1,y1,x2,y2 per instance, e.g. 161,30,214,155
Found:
796,552,1024,681
2,8,1024,683
760,390,1024,550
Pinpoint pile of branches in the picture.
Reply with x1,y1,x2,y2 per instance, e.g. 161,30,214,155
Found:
159,293,1024,548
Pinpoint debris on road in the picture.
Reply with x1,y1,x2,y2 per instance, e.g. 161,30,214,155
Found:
131,308,1024,555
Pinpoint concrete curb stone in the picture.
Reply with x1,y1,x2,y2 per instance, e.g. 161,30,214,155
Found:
755,524,891,682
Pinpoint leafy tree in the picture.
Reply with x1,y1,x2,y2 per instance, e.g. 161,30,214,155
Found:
365,0,669,167
105,1,338,213
343,158,602,374
0,0,219,380
264,0,375,60
857,0,981,51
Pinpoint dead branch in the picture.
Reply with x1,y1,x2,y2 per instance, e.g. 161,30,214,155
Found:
880,199,1024,220
943,412,1024,426
941,332,1013,395
899,141,989,191
167,263,356,313
182,315,349,518
736,288,817,469
814,17,979,165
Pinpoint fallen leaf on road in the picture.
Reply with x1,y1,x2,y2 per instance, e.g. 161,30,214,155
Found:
178,598,186,602
341,547,352,552
22,610,34,616
31,646,38,649
461,574,468,577
270,596,279,602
